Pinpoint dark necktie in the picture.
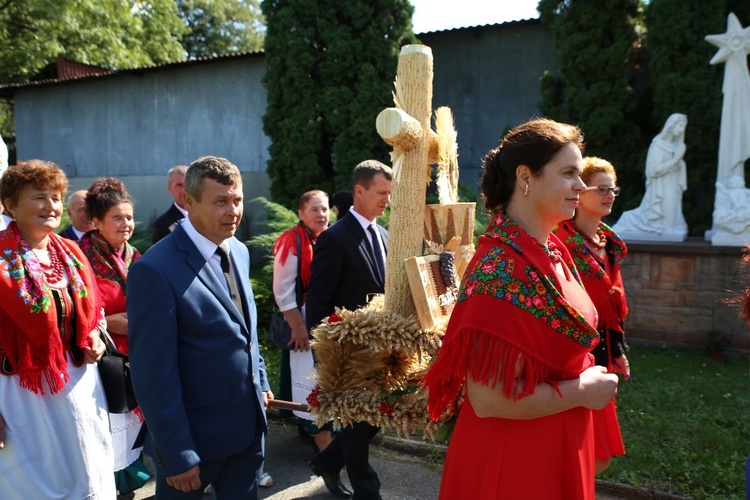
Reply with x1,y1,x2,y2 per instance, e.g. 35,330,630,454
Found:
216,242,245,317
367,224,385,282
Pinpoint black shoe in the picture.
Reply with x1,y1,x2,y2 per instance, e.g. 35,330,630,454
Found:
309,461,353,499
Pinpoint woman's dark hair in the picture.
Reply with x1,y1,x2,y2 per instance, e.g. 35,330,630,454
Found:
0,159,68,209
330,189,353,218
85,177,134,221
480,118,584,211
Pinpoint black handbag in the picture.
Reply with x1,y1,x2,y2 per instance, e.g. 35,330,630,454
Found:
268,231,303,350
97,329,137,414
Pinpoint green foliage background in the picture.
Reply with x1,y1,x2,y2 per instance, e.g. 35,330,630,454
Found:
177,0,264,58
261,0,418,209
538,0,750,234
538,0,646,221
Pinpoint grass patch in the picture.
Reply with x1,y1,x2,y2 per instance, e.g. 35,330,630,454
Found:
601,344,750,499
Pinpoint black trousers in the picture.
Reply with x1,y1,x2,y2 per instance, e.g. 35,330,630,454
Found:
311,421,381,500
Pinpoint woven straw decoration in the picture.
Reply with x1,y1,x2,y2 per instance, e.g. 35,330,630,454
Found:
383,44,434,318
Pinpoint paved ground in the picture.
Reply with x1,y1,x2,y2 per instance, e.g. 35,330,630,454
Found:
133,417,678,499
135,418,442,499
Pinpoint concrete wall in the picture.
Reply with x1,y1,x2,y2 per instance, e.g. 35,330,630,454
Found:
421,21,558,189
622,240,749,350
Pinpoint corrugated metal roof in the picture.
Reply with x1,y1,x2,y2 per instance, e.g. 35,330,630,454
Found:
0,50,264,95
415,17,540,35
52,59,112,80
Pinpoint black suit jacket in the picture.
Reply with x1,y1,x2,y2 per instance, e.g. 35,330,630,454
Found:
152,204,185,244
306,212,388,332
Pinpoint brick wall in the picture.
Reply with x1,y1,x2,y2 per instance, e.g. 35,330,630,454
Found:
621,238,749,350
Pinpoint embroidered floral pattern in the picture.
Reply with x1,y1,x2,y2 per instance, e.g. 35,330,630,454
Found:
558,220,627,281
0,229,88,313
457,213,598,347
79,231,139,291
0,247,50,313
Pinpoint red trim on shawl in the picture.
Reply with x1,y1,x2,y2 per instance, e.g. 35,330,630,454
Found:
423,213,598,420
0,223,100,393
554,220,628,331
273,224,314,288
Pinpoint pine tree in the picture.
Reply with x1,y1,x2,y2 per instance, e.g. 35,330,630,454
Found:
261,0,417,208
538,0,646,220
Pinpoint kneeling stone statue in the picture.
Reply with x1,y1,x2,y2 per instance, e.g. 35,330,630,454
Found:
613,113,689,242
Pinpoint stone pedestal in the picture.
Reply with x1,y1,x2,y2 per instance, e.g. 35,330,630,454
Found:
710,228,750,246
616,227,687,243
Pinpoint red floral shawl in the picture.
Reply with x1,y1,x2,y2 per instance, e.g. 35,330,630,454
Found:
0,222,100,394
79,230,140,292
273,223,316,289
423,212,599,420
554,220,628,332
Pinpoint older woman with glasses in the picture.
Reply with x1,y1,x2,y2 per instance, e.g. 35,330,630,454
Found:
554,156,629,474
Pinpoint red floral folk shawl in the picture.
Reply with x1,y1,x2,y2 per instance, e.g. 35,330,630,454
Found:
273,223,316,289
79,230,140,292
554,220,628,332
0,222,100,394
423,212,600,420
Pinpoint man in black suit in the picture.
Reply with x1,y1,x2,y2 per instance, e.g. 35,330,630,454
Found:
306,160,392,500
59,190,94,241
152,164,188,244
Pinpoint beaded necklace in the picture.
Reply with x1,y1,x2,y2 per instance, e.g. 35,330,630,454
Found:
35,246,66,284
571,219,607,251
545,240,563,264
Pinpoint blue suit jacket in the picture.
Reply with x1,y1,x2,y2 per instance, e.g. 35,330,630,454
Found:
127,224,269,477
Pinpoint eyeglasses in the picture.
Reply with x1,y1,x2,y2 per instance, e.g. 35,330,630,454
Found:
585,185,621,197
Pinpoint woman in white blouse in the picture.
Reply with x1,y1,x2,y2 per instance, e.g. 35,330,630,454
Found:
273,190,333,452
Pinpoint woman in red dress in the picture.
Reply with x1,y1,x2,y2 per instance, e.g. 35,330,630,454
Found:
554,156,629,473
423,118,619,499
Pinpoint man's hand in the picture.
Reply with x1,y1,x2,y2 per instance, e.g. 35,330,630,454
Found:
263,390,274,411
166,465,201,492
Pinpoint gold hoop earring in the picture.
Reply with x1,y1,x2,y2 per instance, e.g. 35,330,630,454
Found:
524,183,529,197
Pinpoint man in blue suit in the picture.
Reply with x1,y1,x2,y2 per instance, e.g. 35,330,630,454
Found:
306,160,392,499
128,156,271,499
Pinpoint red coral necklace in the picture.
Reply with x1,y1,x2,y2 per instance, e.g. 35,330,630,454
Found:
572,220,606,251
36,246,65,284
